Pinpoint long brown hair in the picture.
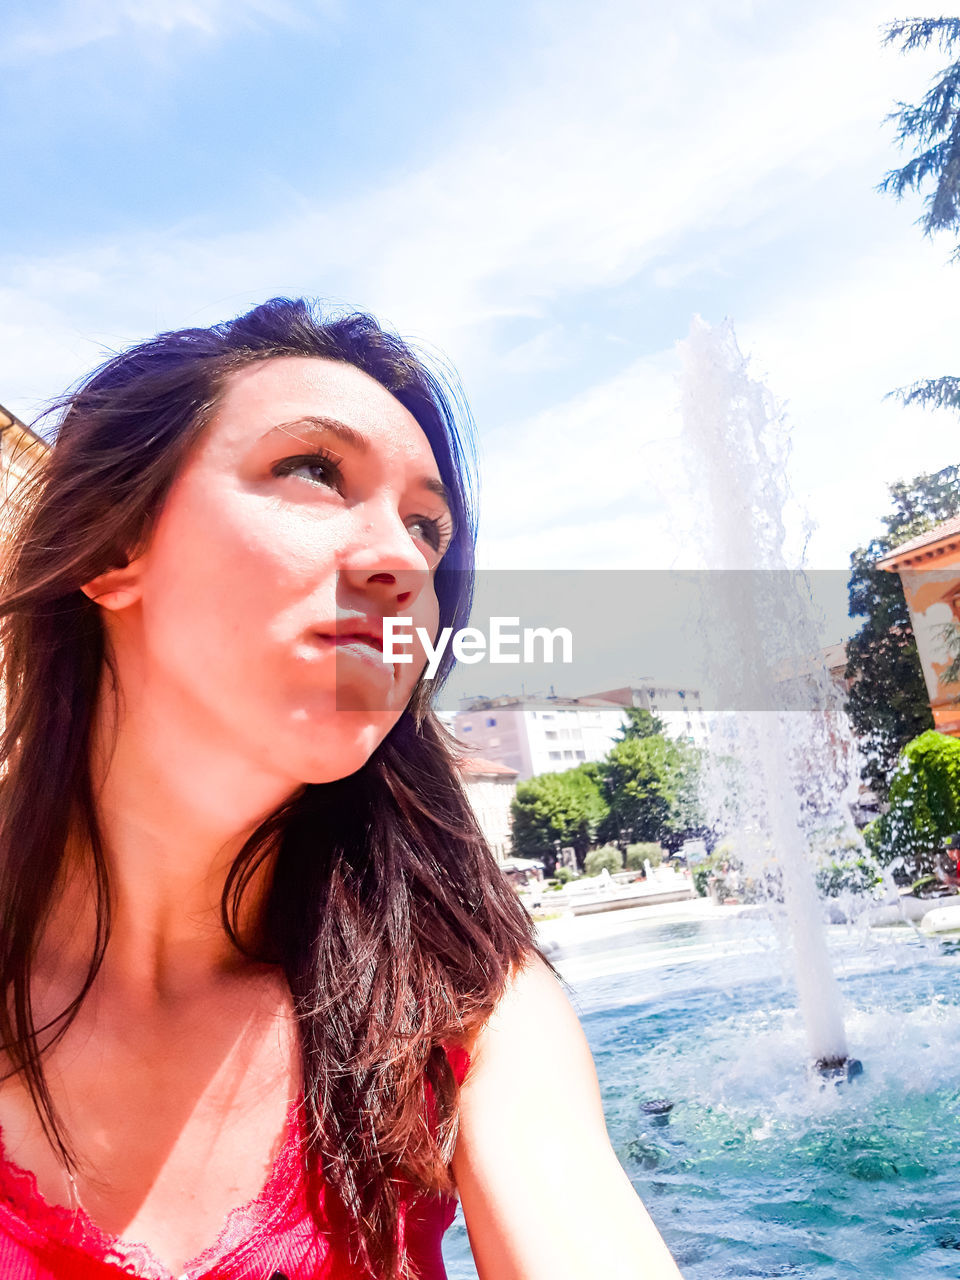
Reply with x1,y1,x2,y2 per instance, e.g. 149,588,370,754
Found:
0,299,536,1277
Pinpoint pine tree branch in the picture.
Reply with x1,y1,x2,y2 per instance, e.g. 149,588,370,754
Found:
881,22,960,235
880,142,949,197
887,376,960,411
884,18,960,55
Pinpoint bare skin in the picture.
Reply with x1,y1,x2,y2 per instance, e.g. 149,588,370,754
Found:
0,355,684,1278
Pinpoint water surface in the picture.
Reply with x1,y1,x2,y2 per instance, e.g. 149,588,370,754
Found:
442,904,960,1278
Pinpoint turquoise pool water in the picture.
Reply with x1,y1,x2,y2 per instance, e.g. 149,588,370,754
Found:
441,905,960,1278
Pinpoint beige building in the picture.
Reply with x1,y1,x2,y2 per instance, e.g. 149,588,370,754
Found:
456,755,519,862
0,402,47,508
878,516,960,737
821,641,851,692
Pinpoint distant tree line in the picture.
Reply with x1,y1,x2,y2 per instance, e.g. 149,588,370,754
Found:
509,707,706,875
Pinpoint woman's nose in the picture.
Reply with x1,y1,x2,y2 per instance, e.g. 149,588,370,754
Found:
337,503,432,608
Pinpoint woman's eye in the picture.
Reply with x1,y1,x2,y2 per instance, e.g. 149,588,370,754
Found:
272,452,342,490
407,515,452,559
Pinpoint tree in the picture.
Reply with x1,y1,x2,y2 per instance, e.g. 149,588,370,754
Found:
510,763,609,872
881,18,960,412
845,464,960,796
598,735,703,850
614,707,665,741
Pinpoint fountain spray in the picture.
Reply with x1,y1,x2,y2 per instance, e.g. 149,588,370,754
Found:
679,316,862,1079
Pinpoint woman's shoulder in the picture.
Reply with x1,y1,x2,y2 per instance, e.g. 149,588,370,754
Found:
457,951,590,1091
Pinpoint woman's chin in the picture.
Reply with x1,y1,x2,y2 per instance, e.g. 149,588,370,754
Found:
286,712,399,785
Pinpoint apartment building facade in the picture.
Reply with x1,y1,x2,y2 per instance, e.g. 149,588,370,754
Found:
453,696,628,781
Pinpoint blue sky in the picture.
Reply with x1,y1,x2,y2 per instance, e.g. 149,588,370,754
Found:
2,0,959,658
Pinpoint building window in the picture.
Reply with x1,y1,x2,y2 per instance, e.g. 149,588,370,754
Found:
563,750,573,759
462,725,472,732
485,717,497,727
575,749,586,760
548,750,561,760
545,730,558,740
542,713,555,720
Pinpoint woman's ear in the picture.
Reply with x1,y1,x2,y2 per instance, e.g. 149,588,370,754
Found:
80,557,144,612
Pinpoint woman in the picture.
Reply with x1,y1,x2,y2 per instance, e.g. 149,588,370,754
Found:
0,299,684,1279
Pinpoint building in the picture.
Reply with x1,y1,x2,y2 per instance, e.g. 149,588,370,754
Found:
582,683,711,748
878,516,960,737
0,403,47,505
768,641,855,709
821,641,851,693
453,695,628,781
456,755,519,862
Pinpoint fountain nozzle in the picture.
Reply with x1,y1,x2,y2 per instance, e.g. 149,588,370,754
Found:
814,1056,863,1083
640,1098,675,1127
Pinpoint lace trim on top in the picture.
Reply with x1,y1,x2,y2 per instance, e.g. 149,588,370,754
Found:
0,1095,316,1279
0,1048,470,1278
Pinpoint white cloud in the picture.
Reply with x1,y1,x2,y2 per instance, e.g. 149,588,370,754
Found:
475,351,685,568
0,0,337,61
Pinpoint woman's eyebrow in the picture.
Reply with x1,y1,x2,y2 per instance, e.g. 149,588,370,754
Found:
266,414,369,453
422,476,451,507
267,415,452,509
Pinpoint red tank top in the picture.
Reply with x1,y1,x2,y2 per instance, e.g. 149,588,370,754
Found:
0,1049,469,1280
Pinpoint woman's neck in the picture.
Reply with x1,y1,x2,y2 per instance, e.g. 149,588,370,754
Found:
45,673,301,1005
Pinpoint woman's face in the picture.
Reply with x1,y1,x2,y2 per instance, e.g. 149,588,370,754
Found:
99,356,451,786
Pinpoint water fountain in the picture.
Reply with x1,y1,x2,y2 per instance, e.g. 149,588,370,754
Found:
677,316,862,1078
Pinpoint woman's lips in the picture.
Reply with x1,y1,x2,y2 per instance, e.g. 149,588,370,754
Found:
312,632,394,683
315,615,386,651
322,633,383,652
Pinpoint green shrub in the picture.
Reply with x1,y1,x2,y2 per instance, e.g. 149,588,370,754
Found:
810,830,883,899
690,838,736,896
553,865,578,885
584,845,624,877
692,855,717,897
690,839,777,903
692,851,736,897
815,854,883,898
909,874,941,897
625,842,663,871
865,730,960,881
